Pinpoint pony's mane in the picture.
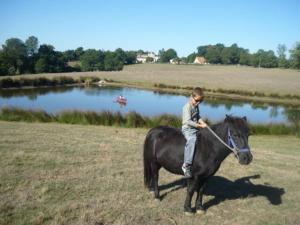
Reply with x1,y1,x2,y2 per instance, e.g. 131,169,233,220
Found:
196,115,250,139
225,115,250,134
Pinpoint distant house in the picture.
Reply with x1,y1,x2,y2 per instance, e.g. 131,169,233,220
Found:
194,56,206,64
136,52,159,63
170,58,180,64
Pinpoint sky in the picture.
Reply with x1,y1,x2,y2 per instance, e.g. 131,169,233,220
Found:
0,0,299,57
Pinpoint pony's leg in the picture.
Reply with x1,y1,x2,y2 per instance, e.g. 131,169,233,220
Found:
149,175,154,192
195,182,206,214
151,162,160,200
184,178,196,215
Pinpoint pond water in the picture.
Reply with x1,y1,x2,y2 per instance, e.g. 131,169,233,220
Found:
1,85,299,125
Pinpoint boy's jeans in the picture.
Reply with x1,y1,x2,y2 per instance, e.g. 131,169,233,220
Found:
182,127,198,165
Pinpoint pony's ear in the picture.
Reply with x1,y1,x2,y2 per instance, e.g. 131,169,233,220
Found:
225,114,231,122
242,116,247,122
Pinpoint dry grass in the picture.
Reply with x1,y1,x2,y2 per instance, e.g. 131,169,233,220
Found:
3,64,300,95
0,121,300,225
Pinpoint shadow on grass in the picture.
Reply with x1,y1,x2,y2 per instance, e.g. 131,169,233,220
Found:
159,178,187,199
159,174,285,209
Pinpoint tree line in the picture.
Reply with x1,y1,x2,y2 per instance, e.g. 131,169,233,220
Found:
0,36,137,76
1,36,299,76
185,43,300,69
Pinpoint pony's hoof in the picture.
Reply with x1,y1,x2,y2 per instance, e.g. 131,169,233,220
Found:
184,206,193,216
154,198,160,202
196,209,205,215
184,211,194,216
149,191,155,195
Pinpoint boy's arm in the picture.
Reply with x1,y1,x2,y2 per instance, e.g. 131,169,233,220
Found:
182,105,199,128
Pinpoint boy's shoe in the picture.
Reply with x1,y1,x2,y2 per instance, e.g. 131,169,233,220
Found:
182,164,192,178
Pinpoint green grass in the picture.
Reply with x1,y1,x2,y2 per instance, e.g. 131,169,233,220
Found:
0,107,298,135
0,121,299,225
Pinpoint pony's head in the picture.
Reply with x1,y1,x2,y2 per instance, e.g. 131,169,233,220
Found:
224,115,253,165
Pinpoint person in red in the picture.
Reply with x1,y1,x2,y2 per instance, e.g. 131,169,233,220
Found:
118,95,125,100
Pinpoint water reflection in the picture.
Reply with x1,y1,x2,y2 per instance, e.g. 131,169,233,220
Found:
285,108,300,129
0,85,299,126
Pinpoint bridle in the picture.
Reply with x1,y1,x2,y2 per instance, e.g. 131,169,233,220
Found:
206,125,250,160
227,129,250,154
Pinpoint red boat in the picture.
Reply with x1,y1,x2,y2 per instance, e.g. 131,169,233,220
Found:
116,96,127,105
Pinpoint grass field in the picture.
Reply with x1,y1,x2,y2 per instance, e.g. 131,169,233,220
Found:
1,121,299,225
2,64,300,96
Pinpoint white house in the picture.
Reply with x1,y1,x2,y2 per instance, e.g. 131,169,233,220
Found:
194,56,207,64
136,52,159,63
170,58,180,64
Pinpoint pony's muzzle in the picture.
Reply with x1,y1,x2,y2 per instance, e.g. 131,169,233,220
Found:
238,150,253,165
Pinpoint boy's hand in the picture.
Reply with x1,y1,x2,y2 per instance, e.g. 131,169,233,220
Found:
197,120,207,128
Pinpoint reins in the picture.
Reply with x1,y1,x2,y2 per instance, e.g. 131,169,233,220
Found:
206,125,240,158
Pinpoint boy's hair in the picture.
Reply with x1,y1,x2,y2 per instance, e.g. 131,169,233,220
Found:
192,87,204,97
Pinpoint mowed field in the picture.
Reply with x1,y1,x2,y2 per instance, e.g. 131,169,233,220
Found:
5,64,300,95
1,121,299,225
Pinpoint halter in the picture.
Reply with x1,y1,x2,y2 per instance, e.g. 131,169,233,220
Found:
227,129,251,154
206,126,250,160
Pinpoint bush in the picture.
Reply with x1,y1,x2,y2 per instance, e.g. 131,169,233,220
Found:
56,110,89,124
125,111,146,127
0,107,298,136
53,76,75,85
147,114,181,128
250,124,296,135
0,107,53,122
0,78,15,88
0,76,79,88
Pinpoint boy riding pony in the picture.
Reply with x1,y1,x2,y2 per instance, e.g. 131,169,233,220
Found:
182,87,207,178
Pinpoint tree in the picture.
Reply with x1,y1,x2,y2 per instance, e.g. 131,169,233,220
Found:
239,49,251,65
252,49,278,68
277,44,289,68
80,49,104,71
25,36,38,56
137,49,146,55
115,48,126,63
63,50,76,61
159,48,177,63
206,45,223,64
75,47,84,60
34,58,47,73
35,44,67,73
187,52,196,63
104,51,123,71
0,50,8,75
197,45,209,56
124,51,136,64
113,48,136,65
221,44,240,64
1,38,27,74
289,42,300,69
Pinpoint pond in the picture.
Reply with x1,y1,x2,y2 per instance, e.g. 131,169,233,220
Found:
1,85,299,125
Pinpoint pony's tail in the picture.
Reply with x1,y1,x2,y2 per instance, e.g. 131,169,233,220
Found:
143,132,154,189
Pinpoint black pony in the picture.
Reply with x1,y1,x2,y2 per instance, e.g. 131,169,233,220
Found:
143,115,253,215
